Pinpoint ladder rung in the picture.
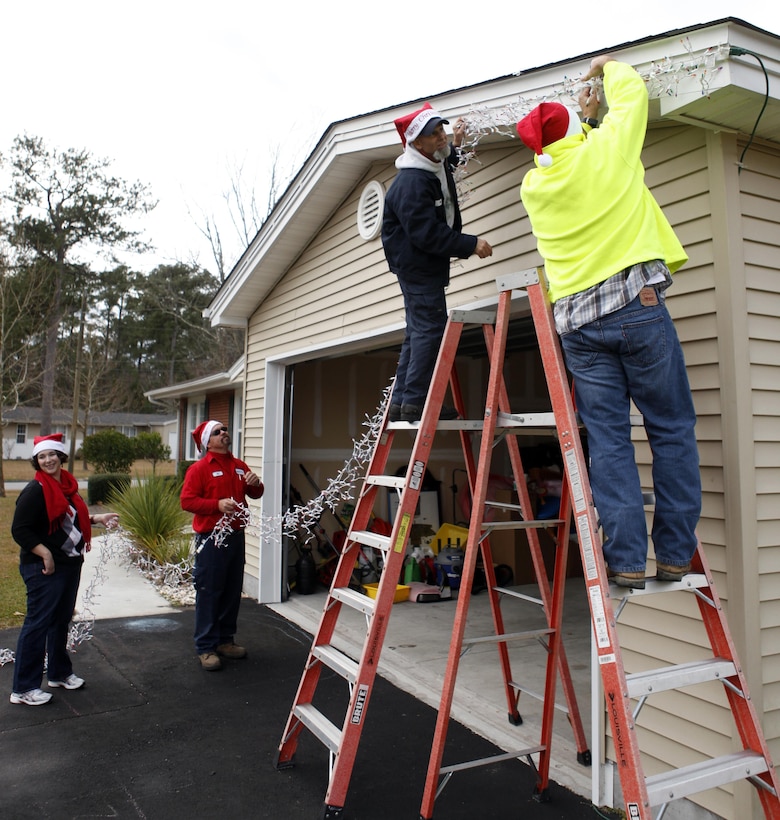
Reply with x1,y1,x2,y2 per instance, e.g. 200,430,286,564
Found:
494,587,544,606
645,751,769,806
509,682,569,713
351,530,391,552
312,645,359,683
626,658,737,698
485,500,523,513
364,475,406,489
439,744,546,775
610,573,709,598
483,519,563,531
462,628,554,646
293,703,342,754
330,586,376,615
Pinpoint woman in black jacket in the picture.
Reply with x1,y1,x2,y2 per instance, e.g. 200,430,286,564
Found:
10,433,116,706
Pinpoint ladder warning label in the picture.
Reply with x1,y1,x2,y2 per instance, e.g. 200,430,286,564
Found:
350,683,370,724
576,516,598,581
589,586,611,649
626,804,640,819
394,513,411,552
564,450,586,513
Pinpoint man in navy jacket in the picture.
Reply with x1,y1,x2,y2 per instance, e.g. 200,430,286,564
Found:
382,103,492,422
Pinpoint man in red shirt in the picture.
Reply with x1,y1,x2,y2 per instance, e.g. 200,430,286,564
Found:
181,420,264,670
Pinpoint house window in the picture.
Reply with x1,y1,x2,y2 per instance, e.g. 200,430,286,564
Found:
357,180,384,240
16,424,26,444
187,399,206,460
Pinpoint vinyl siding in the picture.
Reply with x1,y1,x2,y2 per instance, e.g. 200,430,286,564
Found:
241,125,780,819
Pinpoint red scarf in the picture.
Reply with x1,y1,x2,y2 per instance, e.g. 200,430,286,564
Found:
35,469,92,547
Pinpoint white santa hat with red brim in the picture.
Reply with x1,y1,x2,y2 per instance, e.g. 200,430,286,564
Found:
516,102,583,167
32,433,67,457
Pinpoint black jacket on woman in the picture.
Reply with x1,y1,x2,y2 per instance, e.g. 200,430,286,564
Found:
12,481,86,567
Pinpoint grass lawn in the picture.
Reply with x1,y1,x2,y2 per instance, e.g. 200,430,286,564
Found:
0,491,25,629
0,459,177,629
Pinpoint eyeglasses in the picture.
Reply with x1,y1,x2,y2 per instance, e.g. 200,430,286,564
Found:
211,426,229,436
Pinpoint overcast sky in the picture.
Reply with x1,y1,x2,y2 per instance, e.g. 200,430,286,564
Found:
3,2,779,276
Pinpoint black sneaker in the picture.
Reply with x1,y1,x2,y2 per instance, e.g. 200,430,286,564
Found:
388,403,402,422
400,404,459,422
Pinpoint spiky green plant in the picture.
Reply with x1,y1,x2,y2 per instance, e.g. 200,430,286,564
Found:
108,476,190,565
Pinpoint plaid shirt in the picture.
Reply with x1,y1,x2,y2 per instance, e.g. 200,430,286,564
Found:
553,260,673,335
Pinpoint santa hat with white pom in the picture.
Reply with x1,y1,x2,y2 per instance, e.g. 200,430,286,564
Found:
516,102,583,167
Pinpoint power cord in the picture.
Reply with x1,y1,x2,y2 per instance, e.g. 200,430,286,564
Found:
728,46,770,173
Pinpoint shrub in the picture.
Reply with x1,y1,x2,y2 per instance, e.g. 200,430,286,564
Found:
108,476,190,565
133,432,171,474
88,473,132,504
82,429,135,474
177,460,195,483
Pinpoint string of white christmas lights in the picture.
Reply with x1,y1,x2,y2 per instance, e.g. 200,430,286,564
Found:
1,386,392,665
453,40,730,196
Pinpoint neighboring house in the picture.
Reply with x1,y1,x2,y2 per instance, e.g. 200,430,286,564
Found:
2,407,176,460
196,18,778,820
145,356,246,463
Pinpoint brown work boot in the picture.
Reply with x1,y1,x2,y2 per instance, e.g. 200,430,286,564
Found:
607,569,646,590
199,652,222,671
656,562,692,582
217,642,247,660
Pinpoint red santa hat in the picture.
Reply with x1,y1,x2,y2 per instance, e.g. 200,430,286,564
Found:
516,102,583,167
192,420,222,453
394,102,450,148
32,432,67,457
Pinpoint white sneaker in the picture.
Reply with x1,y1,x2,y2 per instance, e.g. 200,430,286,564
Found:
48,673,85,690
10,688,53,706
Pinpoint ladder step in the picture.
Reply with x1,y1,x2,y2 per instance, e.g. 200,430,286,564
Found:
610,573,709,598
312,645,359,683
496,411,558,429
449,307,497,325
645,750,769,806
463,628,554,646
351,530,391,552
293,703,342,754
330,586,377,615
364,475,406,489
626,658,737,698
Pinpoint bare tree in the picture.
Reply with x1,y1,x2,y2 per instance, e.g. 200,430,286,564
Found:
5,134,155,434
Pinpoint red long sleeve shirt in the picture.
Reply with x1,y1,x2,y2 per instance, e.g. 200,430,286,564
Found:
180,451,264,534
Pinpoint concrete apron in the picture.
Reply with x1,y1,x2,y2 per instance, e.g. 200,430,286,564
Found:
268,576,593,800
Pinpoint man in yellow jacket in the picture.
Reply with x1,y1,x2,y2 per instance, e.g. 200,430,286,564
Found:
517,55,701,590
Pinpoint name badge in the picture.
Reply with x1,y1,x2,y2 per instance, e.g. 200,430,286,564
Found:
212,470,224,477
236,468,245,477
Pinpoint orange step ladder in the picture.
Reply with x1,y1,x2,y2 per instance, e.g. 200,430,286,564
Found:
417,268,779,819
275,290,590,818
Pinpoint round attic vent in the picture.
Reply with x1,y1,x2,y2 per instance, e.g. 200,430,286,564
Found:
357,180,385,240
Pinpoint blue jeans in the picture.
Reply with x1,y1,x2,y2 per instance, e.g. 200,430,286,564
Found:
13,561,82,693
560,291,701,573
193,530,246,653
393,279,448,407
